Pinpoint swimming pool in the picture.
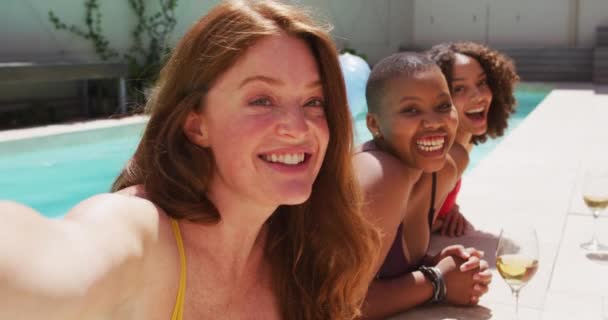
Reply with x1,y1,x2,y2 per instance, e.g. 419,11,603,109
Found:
0,123,145,218
0,87,548,218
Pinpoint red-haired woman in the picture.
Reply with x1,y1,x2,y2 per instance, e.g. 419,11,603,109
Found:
0,1,379,319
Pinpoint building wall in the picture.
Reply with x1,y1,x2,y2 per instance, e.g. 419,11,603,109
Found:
413,0,573,49
0,0,414,64
488,0,571,47
414,0,487,47
300,0,414,63
579,0,608,47
0,0,607,77
0,0,133,60
0,0,230,61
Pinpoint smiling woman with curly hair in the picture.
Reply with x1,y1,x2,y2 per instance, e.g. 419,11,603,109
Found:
427,42,520,237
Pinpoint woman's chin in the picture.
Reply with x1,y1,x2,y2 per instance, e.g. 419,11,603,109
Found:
273,187,313,206
466,121,488,136
418,159,447,173
472,127,487,136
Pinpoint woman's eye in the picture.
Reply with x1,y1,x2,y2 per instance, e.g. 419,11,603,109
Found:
437,103,453,112
249,97,273,106
401,107,418,115
304,98,325,107
452,86,465,95
304,98,326,117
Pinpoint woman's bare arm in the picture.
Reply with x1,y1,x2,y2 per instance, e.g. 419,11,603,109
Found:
0,194,160,320
354,150,439,319
353,151,419,274
362,271,433,320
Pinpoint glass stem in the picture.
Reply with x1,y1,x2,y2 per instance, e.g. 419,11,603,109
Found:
513,289,520,319
592,209,599,248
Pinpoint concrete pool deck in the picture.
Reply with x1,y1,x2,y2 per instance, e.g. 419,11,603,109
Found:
0,115,148,143
392,83,608,319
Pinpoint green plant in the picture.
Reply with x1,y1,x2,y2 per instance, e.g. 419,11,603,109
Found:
48,0,119,61
49,0,178,108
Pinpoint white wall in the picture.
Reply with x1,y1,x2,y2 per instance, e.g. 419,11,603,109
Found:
414,0,487,48
414,0,572,49
579,0,608,47
1,0,607,64
294,0,414,63
0,0,229,61
0,0,133,60
169,0,221,45
488,0,571,47
0,0,414,64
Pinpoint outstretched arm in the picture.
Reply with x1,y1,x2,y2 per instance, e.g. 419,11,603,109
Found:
0,195,159,319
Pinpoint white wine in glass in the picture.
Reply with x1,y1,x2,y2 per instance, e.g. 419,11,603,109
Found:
581,169,608,251
496,227,539,319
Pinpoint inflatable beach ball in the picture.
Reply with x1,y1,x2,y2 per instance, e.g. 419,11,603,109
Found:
339,52,370,121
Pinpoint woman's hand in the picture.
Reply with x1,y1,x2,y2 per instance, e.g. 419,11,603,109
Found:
429,245,484,268
434,253,491,305
439,204,469,237
470,259,492,304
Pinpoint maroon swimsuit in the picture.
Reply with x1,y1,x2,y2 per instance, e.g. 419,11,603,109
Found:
376,172,437,279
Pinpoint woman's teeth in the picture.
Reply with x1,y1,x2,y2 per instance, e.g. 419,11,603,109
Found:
262,153,305,165
465,107,485,115
416,137,444,152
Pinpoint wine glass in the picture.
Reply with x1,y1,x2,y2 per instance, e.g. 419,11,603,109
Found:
580,169,608,251
496,227,539,319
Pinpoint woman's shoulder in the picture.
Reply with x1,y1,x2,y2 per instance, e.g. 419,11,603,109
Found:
354,148,419,205
67,187,179,305
354,144,414,181
67,185,167,226
354,143,416,234
0,187,177,318
64,185,175,254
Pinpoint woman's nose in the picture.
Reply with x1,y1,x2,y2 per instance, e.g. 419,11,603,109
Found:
276,105,309,139
470,86,486,103
422,113,443,129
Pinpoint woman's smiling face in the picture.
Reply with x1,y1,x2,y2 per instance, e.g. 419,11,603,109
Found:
189,34,330,209
450,53,493,136
368,67,458,172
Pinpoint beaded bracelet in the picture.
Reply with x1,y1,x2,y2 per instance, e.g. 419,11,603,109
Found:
419,265,447,303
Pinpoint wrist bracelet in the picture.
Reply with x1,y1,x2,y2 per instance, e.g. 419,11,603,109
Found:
419,265,447,303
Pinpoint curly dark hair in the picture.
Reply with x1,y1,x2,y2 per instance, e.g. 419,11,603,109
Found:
427,42,519,145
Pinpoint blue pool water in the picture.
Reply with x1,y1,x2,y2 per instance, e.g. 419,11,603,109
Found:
0,124,144,218
0,88,548,218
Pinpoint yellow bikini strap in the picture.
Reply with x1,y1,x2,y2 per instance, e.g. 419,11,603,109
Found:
170,219,186,320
